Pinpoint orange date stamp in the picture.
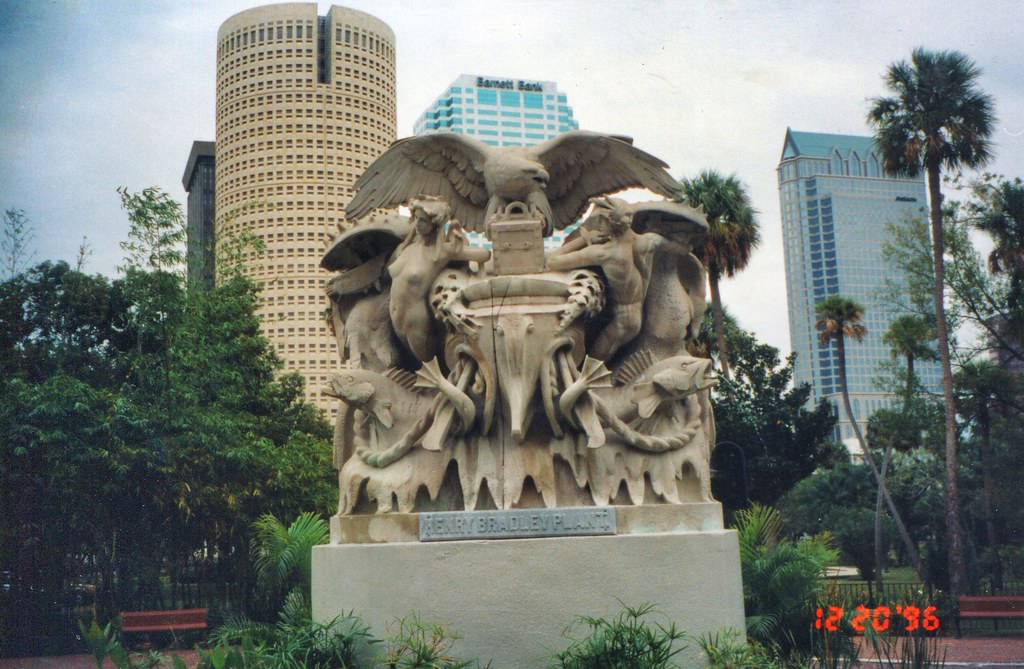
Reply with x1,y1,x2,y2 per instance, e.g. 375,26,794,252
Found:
815,605,940,633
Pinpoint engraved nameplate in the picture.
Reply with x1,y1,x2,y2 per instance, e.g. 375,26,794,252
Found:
419,507,617,542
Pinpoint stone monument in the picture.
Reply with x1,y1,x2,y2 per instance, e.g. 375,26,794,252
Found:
312,131,745,667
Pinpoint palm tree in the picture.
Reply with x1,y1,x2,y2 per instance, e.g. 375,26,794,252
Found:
867,47,996,598
680,170,760,379
874,315,937,589
688,300,740,365
816,296,925,583
883,315,938,406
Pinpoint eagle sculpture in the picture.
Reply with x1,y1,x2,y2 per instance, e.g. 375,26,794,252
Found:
345,131,682,232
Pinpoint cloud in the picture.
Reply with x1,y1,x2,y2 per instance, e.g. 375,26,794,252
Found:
2,0,1022,354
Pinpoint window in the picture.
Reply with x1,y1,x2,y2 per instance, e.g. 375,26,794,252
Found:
524,93,543,109
500,91,520,106
849,151,861,176
477,89,497,105
867,154,880,177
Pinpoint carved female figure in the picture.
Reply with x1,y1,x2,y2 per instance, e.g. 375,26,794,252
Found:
387,196,490,362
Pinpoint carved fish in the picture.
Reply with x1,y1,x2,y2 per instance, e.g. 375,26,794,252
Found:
327,368,394,428
326,366,433,468
630,356,717,419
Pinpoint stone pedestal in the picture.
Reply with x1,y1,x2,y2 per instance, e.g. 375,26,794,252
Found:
312,504,745,668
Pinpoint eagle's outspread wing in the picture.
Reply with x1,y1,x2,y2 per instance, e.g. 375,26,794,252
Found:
346,134,492,230
532,131,682,230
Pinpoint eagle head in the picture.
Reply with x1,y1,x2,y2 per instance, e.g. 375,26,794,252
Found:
527,165,550,189
485,154,550,199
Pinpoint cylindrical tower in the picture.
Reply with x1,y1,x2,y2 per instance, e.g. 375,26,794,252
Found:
215,3,396,414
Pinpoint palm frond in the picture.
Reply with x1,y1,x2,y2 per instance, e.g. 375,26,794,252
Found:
211,615,277,646
251,512,329,609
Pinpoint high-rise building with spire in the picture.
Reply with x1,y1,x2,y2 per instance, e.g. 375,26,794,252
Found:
777,129,942,453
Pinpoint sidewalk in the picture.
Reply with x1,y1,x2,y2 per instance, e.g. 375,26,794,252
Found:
0,651,198,669
1,637,1023,668
856,636,1024,667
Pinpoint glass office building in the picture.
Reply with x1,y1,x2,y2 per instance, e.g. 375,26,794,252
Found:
414,74,580,247
777,129,942,454
413,74,578,146
182,140,216,292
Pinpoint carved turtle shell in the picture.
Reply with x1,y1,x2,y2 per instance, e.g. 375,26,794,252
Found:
629,200,708,242
320,213,411,272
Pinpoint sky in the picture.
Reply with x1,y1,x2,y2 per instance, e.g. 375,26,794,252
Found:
2,0,1023,355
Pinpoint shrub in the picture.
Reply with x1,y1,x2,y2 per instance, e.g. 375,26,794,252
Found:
734,504,837,658
698,629,777,669
552,603,686,669
211,611,373,669
380,614,485,668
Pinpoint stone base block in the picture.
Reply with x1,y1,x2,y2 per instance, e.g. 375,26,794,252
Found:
312,527,744,668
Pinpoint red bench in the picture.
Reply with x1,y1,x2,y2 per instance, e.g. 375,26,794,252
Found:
120,608,208,640
958,596,1024,634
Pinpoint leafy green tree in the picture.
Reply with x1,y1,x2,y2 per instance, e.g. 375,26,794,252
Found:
868,47,996,597
970,177,1024,326
0,188,335,653
0,261,122,385
117,187,186,274
154,270,333,621
679,171,760,379
966,175,1024,364
701,307,840,512
779,465,895,591
116,186,187,395
880,209,1020,366
955,360,1019,590
2,208,34,279
815,296,868,451
880,194,1024,590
